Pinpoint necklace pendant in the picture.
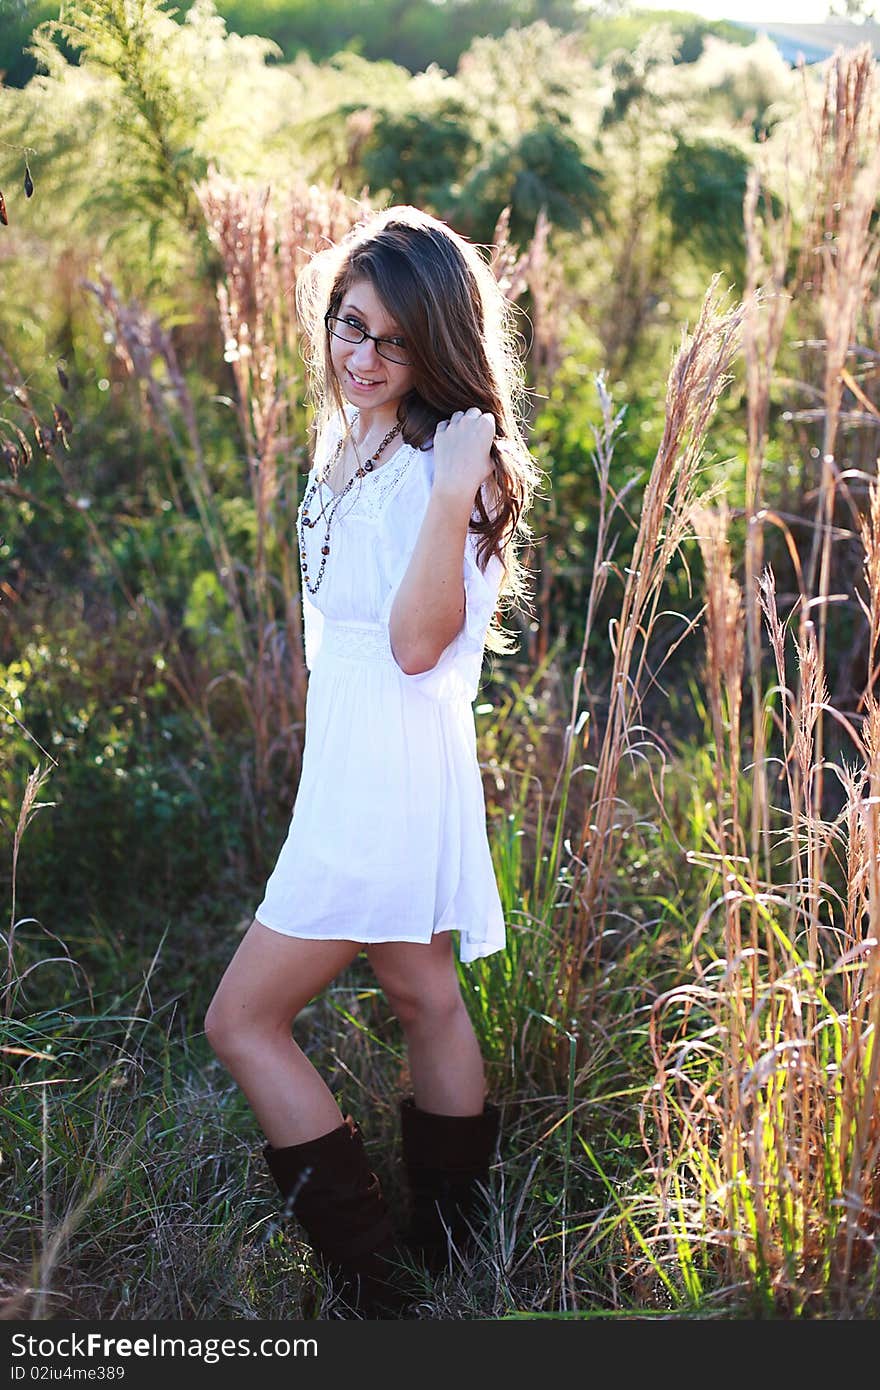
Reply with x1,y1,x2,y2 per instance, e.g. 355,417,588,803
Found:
297,412,404,597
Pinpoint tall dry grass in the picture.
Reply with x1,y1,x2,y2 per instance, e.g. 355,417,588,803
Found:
523,46,880,1313
642,515,880,1313
797,48,880,809
743,158,792,887
553,278,746,1058
634,48,880,1313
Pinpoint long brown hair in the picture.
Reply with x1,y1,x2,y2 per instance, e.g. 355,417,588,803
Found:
295,204,544,653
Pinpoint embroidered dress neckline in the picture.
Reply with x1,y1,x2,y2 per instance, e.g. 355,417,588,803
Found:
316,437,411,502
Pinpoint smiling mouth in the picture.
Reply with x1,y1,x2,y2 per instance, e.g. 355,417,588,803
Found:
347,368,382,387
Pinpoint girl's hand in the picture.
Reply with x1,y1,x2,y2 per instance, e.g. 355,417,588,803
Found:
432,407,496,505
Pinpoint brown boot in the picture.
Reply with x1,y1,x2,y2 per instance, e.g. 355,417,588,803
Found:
399,1096,501,1271
263,1115,407,1318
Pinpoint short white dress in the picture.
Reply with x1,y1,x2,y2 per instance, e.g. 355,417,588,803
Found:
253,409,507,963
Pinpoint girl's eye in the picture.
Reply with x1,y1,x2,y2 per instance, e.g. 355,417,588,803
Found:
387,337,406,348
344,316,365,330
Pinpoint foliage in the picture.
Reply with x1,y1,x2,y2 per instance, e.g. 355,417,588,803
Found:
583,8,753,66
0,1,759,90
0,597,259,942
455,123,604,244
357,23,605,242
658,135,751,273
0,1,62,87
674,32,802,140
360,97,480,211
6,0,285,289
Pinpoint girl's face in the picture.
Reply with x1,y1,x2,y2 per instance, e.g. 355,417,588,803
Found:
329,277,415,416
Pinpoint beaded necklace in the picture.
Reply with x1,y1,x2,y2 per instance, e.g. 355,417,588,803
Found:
298,413,403,596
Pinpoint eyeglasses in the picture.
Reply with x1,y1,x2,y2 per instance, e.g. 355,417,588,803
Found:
324,313,411,366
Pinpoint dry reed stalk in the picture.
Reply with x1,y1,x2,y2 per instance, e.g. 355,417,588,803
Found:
840,698,880,1291
83,273,248,747
3,761,53,1018
198,179,286,510
756,567,795,970
760,572,834,1165
794,50,880,823
741,169,794,1151
789,616,834,1216
834,483,880,1288
691,502,757,1262
811,148,880,642
195,175,295,808
488,205,532,305
693,503,746,893
195,176,370,808
489,203,565,396
795,46,877,300
552,373,631,829
742,161,793,899
856,476,880,706
556,279,745,1060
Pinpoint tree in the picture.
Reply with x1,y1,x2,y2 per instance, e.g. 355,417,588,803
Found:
454,123,603,243
658,135,751,271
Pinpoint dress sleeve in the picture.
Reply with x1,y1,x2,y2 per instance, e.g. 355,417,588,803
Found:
378,507,504,655
379,484,506,700
460,527,505,654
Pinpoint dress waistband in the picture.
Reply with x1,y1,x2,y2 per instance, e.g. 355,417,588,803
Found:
319,618,398,666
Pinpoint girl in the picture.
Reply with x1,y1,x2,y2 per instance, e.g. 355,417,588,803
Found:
205,205,541,1317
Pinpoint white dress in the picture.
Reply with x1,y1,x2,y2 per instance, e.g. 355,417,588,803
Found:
253,409,507,963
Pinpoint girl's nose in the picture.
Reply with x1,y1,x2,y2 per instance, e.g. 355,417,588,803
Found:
350,336,381,371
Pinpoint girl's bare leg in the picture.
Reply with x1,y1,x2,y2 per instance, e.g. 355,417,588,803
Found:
366,931,485,1113
204,919,361,1147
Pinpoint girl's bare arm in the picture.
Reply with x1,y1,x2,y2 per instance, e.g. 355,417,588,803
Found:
388,489,472,675
390,410,496,675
